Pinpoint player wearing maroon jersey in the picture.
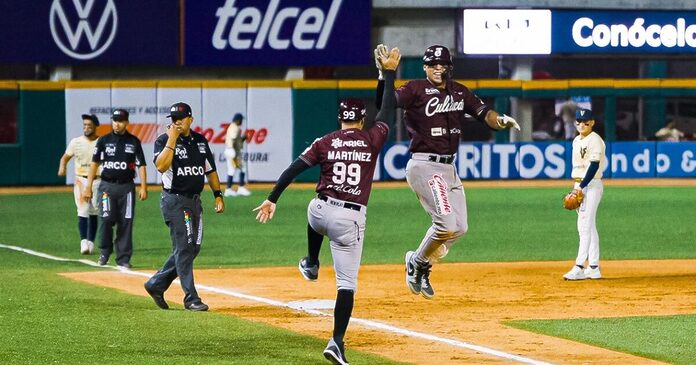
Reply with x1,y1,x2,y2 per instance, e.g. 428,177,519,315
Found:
254,48,401,365
374,44,520,300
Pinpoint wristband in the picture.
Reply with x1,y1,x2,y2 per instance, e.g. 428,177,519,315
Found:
213,190,223,198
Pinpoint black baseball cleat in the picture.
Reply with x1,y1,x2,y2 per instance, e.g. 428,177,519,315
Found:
185,301,209,311
144,283,169,310
323,338,349,365
298,257,319,281
97,255,109,266
418,261,435,299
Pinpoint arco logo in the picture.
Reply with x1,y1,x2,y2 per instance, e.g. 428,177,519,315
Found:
49,0,118,60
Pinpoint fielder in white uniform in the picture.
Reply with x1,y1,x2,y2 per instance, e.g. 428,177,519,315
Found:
564,108,606,281
57,114,101,255
223,113,250,197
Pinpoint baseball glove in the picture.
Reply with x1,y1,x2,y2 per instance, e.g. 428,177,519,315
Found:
563,189,584,210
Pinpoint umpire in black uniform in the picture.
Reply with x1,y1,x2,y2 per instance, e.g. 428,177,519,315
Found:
144,102,225,311
85,109,148,269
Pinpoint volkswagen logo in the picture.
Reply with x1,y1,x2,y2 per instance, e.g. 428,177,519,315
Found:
49,0,118,60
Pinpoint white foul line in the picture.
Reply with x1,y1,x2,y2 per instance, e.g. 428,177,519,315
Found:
0,243,553,365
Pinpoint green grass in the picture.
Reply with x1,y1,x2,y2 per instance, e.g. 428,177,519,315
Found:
507,315,696,365
0,185,695,364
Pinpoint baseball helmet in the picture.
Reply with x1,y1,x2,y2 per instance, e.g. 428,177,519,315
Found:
422,45,453,67
338,98,366,122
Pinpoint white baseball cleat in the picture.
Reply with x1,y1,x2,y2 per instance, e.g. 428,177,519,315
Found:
80,239,89,255
86,240,95,255
563,265,587,281
236,186,251,196
224,188,237,197
584,266,602,279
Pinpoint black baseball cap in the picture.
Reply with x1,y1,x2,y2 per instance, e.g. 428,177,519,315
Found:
166,102,193,120
81,114,100,126
233,113,244,121
112,109,129,121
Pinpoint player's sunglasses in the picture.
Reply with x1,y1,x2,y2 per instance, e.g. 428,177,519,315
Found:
575,120,592,125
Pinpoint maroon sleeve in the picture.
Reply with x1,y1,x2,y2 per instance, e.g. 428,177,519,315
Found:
368,121,389,151
462,85,492,121
298,137,324,166
395,81,416,109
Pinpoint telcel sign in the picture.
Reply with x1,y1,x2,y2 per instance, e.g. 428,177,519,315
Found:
460,9,551,55
185,0,371,66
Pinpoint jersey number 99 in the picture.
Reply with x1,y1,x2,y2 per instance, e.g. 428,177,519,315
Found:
332,162,361,185
342,111,356,120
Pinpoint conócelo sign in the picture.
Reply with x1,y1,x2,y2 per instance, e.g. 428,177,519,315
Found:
553,10,696,53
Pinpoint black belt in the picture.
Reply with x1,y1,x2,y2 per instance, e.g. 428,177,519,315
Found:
101,177,132,184
416,154,454,164
163,188,200,199
318,195,361,211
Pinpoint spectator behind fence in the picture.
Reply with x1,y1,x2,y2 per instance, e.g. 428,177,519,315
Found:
655,121,685,142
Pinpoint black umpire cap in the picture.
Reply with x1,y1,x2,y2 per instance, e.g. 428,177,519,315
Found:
81,114,100,126
112,109,129,121
167,102,193,120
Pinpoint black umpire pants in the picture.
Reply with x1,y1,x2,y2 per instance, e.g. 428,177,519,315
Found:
98,180,135,266
146,191,204,306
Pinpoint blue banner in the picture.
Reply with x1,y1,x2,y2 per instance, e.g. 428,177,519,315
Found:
553,10,696,53
378,141,693,180
0,0,179,64
184,0,371,66
656,142,696,177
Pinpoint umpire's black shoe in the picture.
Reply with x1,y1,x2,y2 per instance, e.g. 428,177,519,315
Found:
298,257,319,281
144,283,169,310
97,255,108,266
185,301,209,311
323,338,349,365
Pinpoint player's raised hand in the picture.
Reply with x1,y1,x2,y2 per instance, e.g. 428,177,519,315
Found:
253,199,276,223
379,47,401,71
373,44,388,70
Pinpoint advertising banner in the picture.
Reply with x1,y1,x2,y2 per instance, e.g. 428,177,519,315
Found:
64,83,111,185
656,142,696,177
201,84,248,180
184,0,371,66
553,10,696,53
245,84,293,181
460,9,552,55
0,0,178,64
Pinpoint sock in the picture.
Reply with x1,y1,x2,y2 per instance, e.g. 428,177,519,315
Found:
239,171,246,186
78,216,88,240
307,224,323,266
226,175,233,189
576,264,584,269
590,265,598,269
88,215,98,241
333,289,354,344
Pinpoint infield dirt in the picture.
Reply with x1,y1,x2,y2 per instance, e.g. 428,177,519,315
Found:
64,259,696,364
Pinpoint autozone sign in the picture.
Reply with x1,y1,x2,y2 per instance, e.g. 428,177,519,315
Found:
184,0,371,66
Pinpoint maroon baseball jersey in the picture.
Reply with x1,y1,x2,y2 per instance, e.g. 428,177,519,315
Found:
396,79,491,155
299,122,389,206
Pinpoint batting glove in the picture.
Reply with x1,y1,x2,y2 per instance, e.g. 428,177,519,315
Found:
496,114,521,130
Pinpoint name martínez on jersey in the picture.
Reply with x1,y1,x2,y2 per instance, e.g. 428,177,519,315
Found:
327,150,372,162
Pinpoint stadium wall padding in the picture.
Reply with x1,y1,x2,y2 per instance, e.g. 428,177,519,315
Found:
2,79,696,185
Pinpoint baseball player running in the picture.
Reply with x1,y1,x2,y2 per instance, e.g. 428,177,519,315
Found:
254,48,400,365
374,44,520,299
58,114,101,255
563,108,606,280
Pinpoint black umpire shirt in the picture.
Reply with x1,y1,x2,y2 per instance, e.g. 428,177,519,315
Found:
92,131,146,183
153,131,216,194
